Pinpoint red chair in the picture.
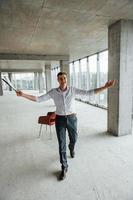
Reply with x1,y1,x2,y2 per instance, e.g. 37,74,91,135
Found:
38,112,56,139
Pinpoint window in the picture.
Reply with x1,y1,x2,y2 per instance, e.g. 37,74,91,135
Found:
89,55,97,104
99,51,108,107
69,50,108,109
80,58,87,89
74,61,80,88
12,73,34,90
89,55,97,89
51,67,60,88
70,63,74,86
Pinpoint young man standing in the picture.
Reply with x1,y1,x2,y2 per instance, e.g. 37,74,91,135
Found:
16,72,115,181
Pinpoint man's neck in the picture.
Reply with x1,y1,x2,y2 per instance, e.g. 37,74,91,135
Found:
59,85,67,91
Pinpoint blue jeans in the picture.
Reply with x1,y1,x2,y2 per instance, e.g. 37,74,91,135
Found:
55,114,78,169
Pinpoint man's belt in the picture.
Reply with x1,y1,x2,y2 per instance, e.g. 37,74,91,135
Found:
56,113,76,117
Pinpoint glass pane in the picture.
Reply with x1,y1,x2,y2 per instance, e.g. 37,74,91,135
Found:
89,55,97,104
12,73,34,90
99,51,108,107
89,54,97,89
80,58,87,89
74,61,80,88
70,63,74,86
52,68,59,88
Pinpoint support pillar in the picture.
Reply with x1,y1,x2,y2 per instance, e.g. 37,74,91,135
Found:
79,60,82,89
45,65,52,92
38,72,44,93
96,54,100,105
108,20,133,136
60,60,70,85
8,73,12,91
34,72,38,90
0,72,3,96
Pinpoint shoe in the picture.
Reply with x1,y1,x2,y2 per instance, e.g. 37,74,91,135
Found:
70,150,75,158
68,144,75,158
59,168,68,181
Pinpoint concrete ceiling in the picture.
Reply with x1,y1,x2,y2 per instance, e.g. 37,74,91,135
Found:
0,0,133,70
0,59,59,71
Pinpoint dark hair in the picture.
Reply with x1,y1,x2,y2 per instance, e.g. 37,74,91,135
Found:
57,72,67,78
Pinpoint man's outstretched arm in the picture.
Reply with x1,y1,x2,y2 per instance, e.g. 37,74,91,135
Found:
16,91,37,102
94,80,116,94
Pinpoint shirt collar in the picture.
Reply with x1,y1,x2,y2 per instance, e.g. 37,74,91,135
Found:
57,86,69,92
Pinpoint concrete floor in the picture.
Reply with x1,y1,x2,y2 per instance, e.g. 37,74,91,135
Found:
0,91,133,200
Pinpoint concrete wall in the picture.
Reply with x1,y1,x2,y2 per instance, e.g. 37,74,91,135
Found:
108,20,133,136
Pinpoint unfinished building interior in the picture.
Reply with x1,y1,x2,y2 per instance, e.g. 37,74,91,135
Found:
0,1,133,200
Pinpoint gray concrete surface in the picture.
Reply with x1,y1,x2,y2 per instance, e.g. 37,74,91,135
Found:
0,72,3,96
108,20,133,136
0,0,133,64
0,91,133,200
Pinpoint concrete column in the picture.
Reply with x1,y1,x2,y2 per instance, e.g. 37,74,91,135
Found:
8,73,12,91
45,65,52,92
0,72,3,96
38,72,44,93
86,57,90,102
96,54,100,105
60,60,70,85
79,60,82,89
42,66,46,90
72,62,76,87
108,20,133,136
13,74,17,90
86,57,90,90
34,72,38,90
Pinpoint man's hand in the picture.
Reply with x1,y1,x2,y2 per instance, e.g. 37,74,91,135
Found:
94,79,116,94
16,90,37,101
104,80,116,88
16,90,23,96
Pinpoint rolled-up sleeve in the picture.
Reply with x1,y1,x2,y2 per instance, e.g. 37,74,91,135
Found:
36,92,51,103
74,88,95,96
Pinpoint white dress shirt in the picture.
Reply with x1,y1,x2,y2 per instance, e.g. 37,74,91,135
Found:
36,86,94,115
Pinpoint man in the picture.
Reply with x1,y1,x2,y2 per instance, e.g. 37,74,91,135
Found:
16,72,115,181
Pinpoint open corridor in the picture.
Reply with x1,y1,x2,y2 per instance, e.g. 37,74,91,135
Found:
0,91,133,200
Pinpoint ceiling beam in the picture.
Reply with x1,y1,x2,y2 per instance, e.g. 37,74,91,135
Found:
0,53,69,61
0,68,43,73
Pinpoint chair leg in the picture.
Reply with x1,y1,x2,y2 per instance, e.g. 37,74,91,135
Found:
39,124,43,138
50,126,52,140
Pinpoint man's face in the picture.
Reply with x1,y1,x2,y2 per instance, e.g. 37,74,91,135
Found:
57,74,67,89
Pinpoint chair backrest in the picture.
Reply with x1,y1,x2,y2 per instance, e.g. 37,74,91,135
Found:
38,112,56,125
48,112,56,125
47,111,55,116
